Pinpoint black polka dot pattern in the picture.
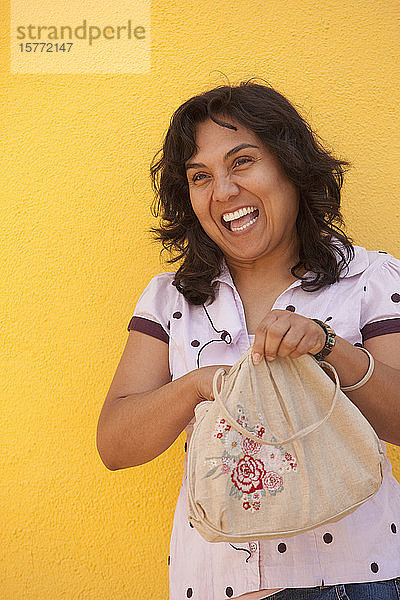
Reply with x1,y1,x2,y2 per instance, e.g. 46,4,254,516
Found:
189,521,194,528
167,320,170,330
363,286,367,292
173,311,182,319
277,543,287,553
371,562,379,573
191,340,200,347
391,523,397,533
186,588,193,598
323,533,333,544
391,293,400,303
225,587,233,598
285,305,295,312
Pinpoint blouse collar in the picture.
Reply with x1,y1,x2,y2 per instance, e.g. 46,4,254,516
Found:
213,244,369,290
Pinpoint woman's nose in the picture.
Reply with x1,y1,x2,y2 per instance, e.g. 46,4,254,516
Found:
212,174,240,203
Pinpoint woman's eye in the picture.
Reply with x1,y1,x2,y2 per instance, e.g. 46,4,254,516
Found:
192,157,253,183
192,173,206,183
234,156,252,166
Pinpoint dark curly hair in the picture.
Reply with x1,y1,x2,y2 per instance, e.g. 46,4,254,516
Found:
149,79,355,305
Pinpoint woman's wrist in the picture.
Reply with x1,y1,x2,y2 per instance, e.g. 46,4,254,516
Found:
311,318,336,361
318,336,371,387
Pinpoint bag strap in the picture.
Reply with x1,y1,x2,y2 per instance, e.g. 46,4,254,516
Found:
212,360,340,446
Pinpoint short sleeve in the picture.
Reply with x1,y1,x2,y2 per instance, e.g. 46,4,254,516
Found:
360,254,400,343
127,272,175,344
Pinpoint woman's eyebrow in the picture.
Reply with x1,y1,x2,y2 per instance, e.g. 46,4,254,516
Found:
185,143,260,171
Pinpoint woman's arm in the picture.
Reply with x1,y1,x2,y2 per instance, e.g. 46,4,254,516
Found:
323,332,400,446
96,330,225,470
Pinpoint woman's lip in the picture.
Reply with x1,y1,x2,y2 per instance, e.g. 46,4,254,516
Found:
222,211,260,235
220,208,260,233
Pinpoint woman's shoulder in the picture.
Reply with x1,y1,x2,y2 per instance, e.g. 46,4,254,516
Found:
360,245,400,276
340,244,400,279
139,270,178,295
128,271,181,334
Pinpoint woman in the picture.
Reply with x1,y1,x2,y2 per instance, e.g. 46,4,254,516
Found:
96,81,400,599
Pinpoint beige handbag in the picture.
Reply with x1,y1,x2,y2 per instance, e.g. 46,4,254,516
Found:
187,347,385,543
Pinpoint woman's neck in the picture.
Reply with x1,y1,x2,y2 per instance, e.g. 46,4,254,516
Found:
225,244,305,293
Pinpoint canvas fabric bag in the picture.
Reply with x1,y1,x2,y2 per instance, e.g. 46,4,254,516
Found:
186,346,385,543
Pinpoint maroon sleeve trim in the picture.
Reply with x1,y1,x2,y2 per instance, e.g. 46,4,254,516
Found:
361,318,400,342
127,316,169,344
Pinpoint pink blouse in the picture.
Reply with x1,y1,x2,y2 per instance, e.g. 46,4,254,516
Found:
128,245,400,600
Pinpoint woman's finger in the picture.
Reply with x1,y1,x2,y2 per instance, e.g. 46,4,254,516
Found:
251,311,280,362
263,318,293,360
275,327,306,358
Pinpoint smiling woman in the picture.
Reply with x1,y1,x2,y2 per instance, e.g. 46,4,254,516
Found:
149,84,354,305
183,117,301,271
96,80,400,600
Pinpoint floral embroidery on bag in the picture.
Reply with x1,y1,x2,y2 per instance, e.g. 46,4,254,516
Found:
204,404,297,512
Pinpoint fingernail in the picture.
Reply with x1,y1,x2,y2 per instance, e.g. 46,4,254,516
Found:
252,352,262,364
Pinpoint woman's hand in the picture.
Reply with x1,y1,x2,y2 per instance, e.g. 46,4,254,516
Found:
251,309,326,364
193,364,232,403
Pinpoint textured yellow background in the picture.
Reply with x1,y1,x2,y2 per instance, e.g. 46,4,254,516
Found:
1,0,399,598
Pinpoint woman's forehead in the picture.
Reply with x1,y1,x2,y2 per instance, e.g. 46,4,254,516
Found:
187,119,266,163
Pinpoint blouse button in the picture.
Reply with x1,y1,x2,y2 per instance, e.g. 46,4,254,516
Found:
221,330,232,343
249,542,258,553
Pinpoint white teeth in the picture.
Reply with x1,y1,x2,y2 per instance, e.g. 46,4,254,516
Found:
222,206,257,223
231,215,258,232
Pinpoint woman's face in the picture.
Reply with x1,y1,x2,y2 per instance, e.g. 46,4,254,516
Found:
185,116,300,267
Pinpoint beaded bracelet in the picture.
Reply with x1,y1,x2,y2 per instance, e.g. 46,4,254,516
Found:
341,347,375,392
311,319,336,361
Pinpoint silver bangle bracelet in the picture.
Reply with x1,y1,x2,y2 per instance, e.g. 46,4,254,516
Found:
341,347,375,392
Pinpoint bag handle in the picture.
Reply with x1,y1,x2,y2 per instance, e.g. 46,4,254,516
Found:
211,359,340,446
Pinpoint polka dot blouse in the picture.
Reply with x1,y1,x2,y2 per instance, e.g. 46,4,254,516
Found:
127,245,400,599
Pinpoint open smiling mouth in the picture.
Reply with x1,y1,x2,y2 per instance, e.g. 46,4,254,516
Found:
221,207,260,232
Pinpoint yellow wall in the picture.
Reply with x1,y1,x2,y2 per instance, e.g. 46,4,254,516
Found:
2,0,399,598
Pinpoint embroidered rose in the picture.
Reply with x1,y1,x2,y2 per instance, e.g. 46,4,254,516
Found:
231,455,266,493
223,430,243,456
263,471,283,492
211,407,296,512
242,437,261,456
260,448,284,471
